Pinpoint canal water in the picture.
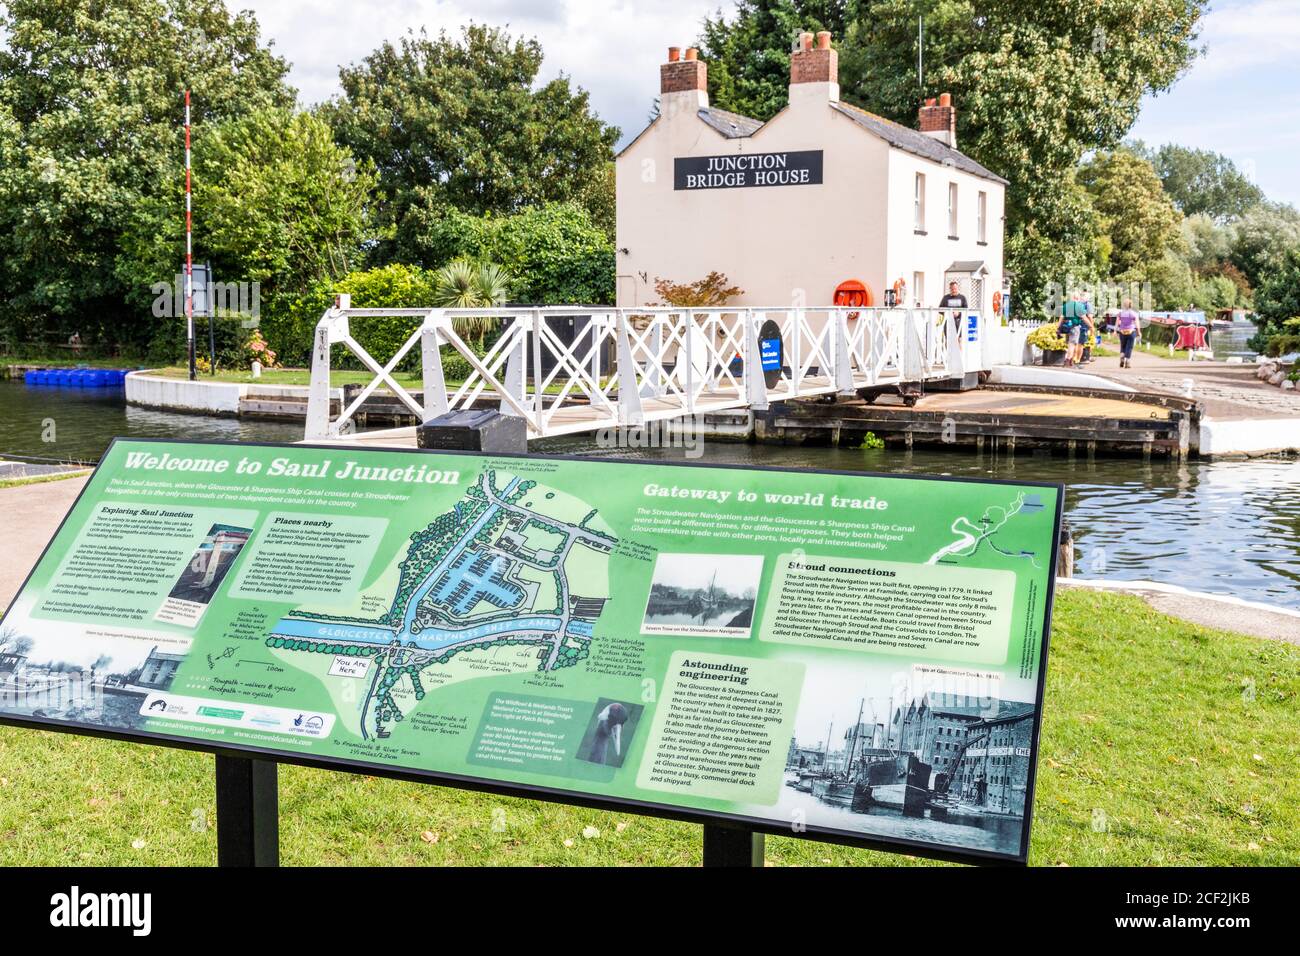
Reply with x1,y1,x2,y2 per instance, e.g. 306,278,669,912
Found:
3,378,1298,610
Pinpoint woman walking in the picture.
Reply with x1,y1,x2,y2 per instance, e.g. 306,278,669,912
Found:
1115,298,1141,368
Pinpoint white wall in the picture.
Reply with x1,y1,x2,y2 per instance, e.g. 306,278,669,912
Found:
616,84,1006,312
884,149,1005,314
617,87,890,308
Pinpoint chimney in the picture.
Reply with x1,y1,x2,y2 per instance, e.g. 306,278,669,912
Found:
789,31,839,107
790,32,838,84
660,45,708,113
918,92,956,148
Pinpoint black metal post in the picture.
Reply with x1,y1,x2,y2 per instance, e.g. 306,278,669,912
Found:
207,262,216,376
702,824,764,867
215,754,279,867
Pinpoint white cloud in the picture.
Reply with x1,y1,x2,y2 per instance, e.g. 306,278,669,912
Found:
1190,0,1300,79
239,0,734,142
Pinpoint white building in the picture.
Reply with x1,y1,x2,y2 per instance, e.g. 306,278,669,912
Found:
615,32,1009,316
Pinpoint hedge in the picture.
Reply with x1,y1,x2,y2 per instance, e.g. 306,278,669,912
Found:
259,263,486,378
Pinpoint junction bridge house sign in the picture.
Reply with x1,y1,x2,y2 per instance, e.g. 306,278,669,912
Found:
674,150,824,190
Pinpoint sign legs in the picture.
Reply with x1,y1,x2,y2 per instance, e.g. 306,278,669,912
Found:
702,824,764,867
215,755,279,867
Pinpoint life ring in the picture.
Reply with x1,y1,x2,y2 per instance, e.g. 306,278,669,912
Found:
992,291,1003,315
834,279,873,320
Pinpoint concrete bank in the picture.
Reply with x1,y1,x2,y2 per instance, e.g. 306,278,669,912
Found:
125,370,343,418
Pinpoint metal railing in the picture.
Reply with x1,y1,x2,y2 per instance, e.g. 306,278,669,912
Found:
304,297,985,441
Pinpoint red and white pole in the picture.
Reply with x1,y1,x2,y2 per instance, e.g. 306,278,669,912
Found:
185,89,195,380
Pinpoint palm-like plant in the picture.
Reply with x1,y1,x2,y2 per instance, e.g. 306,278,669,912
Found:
431,258,516,344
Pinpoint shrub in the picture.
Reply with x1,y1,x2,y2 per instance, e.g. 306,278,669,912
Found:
402,201,614,305
1263,333,1300,358
1026,324,1068,352
146,314,259,369
259,263,492,377
260,263,439,369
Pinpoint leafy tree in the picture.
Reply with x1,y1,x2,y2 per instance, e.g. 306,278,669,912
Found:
0,0,293,349
1078,149,1183,278
1251,245,1300,347
699,0,1208,316
124,108,379,318
1191,274,1238,311
1142,143,1264,221
1180,213,1234,273
1229,202,1300,290
404,202,614,305
325,25,619,258
699,0,847,121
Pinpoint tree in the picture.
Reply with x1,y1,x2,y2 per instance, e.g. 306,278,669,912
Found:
1143,143,1264,221
1230,202,1300,290
1180,213,1234,273
701,1,1208,316
403,202,615,305
123,108,379,316
1078,149,1183,279
699,0,847,121
0,0,293,349
1252,245,1300,345
325,25,619,258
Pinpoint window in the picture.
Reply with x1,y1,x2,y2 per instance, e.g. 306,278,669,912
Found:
914,172,926,232
947,182,959,238
912,271,925,306
977,191,987,243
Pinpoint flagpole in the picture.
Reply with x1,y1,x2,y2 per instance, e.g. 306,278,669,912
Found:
185,89,195,381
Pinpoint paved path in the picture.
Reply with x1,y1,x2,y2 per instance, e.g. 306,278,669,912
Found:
1067,349,1300,420
0,475,88,607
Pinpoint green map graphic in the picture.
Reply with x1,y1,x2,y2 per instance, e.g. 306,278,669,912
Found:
264,469,617,740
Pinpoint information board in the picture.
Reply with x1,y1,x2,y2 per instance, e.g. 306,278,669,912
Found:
0,440,1062,863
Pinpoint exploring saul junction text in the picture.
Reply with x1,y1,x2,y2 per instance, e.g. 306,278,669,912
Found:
0,439,1060,862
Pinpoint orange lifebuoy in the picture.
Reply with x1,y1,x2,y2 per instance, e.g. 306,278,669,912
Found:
833,279,873,314
992,291,1003,315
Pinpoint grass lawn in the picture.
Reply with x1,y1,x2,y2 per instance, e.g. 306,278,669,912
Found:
145,366,611,394
0,589,1294,866
147,365,421,387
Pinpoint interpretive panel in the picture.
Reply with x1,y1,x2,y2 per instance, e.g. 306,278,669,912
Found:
0,439,1062,862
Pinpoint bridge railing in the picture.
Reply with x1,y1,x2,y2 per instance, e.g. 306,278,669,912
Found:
304,298,984,440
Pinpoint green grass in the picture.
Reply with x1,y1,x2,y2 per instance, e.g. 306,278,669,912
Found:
145,366,611,394
0,590,1294,866
147,365,418,387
